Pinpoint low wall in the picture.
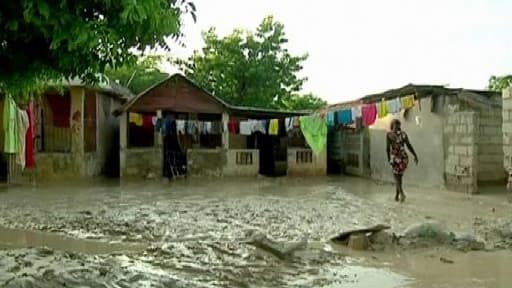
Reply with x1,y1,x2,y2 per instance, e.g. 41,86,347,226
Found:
187,149,227,177
35,153,77,180
287,148,327,176
224,149,259,176
121,147,162,178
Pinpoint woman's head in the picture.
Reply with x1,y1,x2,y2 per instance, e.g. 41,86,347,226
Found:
390,119,401,131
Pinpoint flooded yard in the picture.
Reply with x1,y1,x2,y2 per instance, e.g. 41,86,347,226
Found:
0,176,511,287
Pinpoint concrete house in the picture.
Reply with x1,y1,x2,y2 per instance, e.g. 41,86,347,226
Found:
327,84,504,194
113,74,326,179
0,80,130,184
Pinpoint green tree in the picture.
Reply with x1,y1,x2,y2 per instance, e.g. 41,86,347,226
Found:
105,56,169,95
488,75,512,91
0,0,195,97
283,93,327,111
177,16,325,110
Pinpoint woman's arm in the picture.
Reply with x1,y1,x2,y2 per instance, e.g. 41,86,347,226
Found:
386,133,391,163
404,134,418,163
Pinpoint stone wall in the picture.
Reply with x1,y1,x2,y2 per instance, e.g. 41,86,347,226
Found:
287,148,327,176
477,102,505,183
122,148,162,178
502,87,512,191
444,111,478,193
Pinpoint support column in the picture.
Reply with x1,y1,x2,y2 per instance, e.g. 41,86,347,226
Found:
222,112,229,149
119,112,128,177
155,110,163,147
70,87,85,176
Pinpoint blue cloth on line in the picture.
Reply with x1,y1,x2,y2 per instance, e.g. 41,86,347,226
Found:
326,112,335,127
337,109,353,125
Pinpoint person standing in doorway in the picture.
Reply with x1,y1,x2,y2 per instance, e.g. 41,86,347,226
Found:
386,119,418,202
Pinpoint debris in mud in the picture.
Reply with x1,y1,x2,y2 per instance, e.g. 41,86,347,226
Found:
439,257,454,264
247,230,308,260
472,217,512,249
330,224,390,250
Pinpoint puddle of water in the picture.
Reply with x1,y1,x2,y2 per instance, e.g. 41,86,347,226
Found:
0,226,146,255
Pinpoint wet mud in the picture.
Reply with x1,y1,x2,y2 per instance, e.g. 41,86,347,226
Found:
0,176,511,287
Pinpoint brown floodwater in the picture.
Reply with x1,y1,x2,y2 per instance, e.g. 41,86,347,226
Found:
0,226,146,255
0,176,511,287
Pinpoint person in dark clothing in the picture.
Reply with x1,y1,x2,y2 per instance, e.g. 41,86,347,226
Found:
386,119,418,202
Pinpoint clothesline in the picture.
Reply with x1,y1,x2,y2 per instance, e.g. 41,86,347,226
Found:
316,93,418,128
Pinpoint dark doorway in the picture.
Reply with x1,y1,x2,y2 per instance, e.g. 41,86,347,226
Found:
162,115,187,178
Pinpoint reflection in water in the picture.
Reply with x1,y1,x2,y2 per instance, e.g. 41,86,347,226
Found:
0,226,145,255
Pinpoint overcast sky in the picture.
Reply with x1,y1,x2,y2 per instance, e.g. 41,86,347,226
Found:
165,0,512,103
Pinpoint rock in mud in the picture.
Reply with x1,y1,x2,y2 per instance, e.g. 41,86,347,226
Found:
403,221,455,244
453,233,486,252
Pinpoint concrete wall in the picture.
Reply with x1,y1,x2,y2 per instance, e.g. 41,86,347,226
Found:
122,147,163,178
444,111,479,193
370,97,445,188
187,148,259,177
477,101,506,183
187,149,227,177
224,149,259,176
502,87,512,190
287,148,327,176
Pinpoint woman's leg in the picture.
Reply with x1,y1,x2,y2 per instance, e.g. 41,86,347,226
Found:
393,174,400,201
396,174,406,202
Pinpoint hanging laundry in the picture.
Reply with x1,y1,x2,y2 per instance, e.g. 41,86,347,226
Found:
16,109,29,169
285,117,294,132
351,106,362,122
336,109,353,125
378,98,389,118
151,116,158,126
129,113,143,126
268,119,279,135
239,121,253,135
254,120,266,134
299,115,327,154
25,103,35,168
211,121,222,134
187,120,198,135
228,119,239,134
204,121,213,134
46,93,71,128
142,115,153,128
162,117,176,135
387,98,402,114
362,104,378,126
4,95,19,154
401,95,415,109
176,120,186,134
326,112,335,127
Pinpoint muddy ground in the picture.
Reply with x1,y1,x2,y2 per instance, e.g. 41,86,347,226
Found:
0,176,511,287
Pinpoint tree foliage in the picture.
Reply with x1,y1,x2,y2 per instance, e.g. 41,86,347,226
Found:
0,0,195,97
105,56,169,95
177,16,325,110
488,75,512,91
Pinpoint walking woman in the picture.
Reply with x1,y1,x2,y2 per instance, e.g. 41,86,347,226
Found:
386,119,418,202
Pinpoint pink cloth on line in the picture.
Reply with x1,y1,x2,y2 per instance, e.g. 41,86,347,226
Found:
362,104,377,126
